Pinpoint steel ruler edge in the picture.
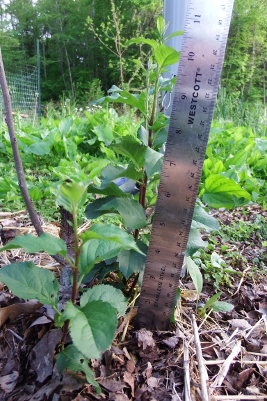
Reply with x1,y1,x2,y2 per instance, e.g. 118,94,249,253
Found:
136,0,235,331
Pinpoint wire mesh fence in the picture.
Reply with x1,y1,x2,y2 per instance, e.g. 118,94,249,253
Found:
0,65,39,120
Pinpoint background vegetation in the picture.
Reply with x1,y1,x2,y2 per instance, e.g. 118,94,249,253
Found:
0,0,266,107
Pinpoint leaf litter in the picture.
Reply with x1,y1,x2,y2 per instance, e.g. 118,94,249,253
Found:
0,206,267,400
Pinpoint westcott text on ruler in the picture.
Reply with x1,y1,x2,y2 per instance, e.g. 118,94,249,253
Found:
136,0,235,330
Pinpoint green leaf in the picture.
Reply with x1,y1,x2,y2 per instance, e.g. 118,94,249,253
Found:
25,141,51,155
93,124,113,143
99,90,146,114
186,256,203,294
81,224,144,254
85,196,115,220
145,147,163,177
79,240,123,277
212,301,234,313
0,233,67,256
57,345,101,394
204,292,222,309
186,228,207,256
57,182,88,213
87,183,129,197
137,125,149,146
118,241,147,280
59,117,73,135
202,175,251,209
157,15,165,37
165,30,184,42
154,44,180,69
80,284,127,316
0,262,59,306
110,137,146,169
225,150,248,169
99,198,146,229
99,165,125,189
191,203,220,232
63,300,117,359
29,186,43,201
153,128,168,149
126,37,158,49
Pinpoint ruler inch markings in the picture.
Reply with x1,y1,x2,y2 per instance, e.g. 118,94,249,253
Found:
136,0,235,331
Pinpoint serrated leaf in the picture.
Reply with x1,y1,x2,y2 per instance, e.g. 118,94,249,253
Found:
0,233,67,256
85,196,115,220
202,175,251,209
100,165,125,189
186,228,207,256
87,183,129,197
110,137,146,169
98,90,146,114
118,241,147,280
0,262,59,306
57,182,88,213
79,240,122,277
191,204,220,233
126,37,158,49
57,345,100,394
186,257,203,294
138,125,149,146
63,300,117,359
153,128,168,149
80,224,144,254
100,198,146,229
154,44,180,68
145,147,163,177
80,284,127,316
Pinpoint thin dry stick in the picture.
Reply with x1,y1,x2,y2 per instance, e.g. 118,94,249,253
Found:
192,314,210,401
213,396,267,400
210,341,242,395
183,339,191,401
232,266,250,296
245,317,264,339
202,360,267,365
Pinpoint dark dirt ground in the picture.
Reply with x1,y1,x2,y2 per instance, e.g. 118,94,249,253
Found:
0,205,267,401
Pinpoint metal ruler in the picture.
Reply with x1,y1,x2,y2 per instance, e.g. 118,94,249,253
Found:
136,0,234,330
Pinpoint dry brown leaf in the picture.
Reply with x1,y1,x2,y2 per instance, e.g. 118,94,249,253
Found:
0,371,19,393
142,362,152,379
162,336,179,348
123,371,135,397
0,299,42,327
229,319,252,330
126,359,135,373
147,376,159,391
136,329,156,350
234,368,253,390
